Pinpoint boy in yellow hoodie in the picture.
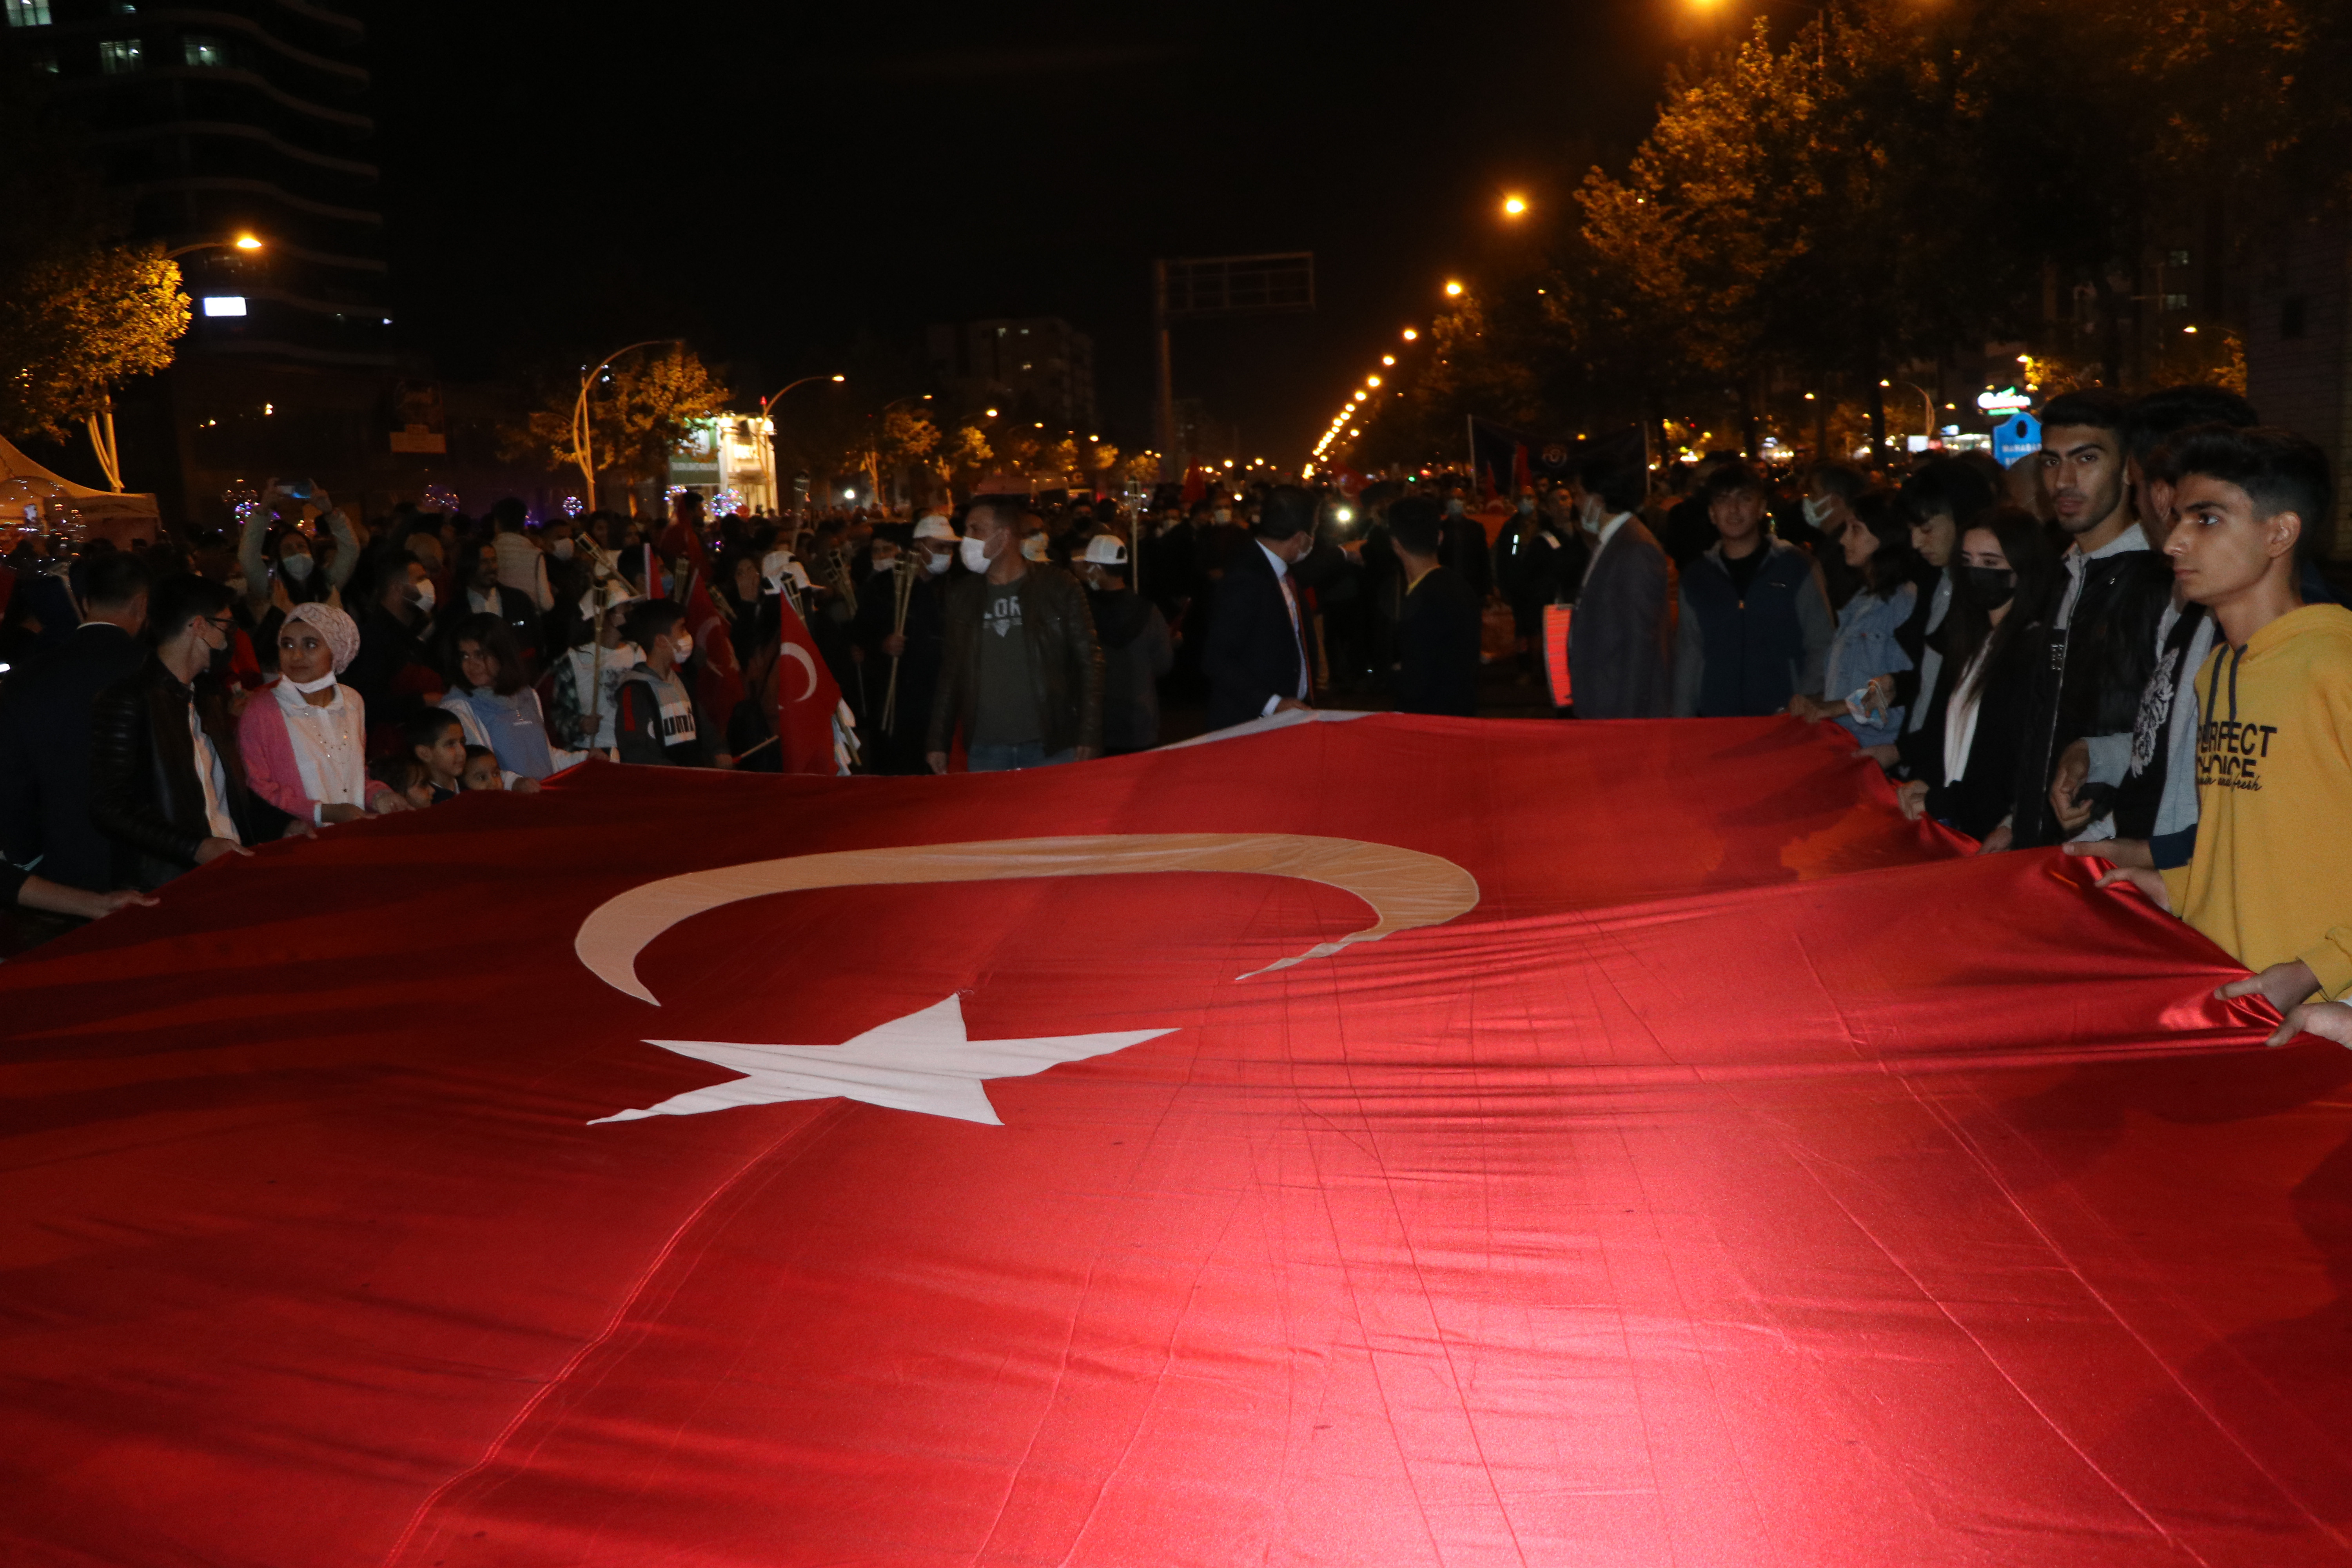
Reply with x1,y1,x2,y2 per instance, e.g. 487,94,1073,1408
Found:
2098,425,2352,1047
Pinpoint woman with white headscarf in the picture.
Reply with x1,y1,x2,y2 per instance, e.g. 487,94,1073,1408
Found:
237,601,407,825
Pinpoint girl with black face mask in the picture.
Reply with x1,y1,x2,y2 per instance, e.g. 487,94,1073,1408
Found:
1892,506,2055,846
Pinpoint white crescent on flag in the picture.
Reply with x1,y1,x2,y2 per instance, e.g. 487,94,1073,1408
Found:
779,641,819,702
574,833,1482,1005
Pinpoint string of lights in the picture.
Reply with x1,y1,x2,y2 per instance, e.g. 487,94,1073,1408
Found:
1309,193,1528,472
1308,304,1439,468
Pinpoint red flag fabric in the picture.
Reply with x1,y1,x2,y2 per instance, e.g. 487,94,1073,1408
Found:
1180,462,1207,507
682,568,746,729
1,716,2338,1568
764,591,841,773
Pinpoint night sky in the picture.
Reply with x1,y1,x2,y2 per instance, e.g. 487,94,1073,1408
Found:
368,0,1699,464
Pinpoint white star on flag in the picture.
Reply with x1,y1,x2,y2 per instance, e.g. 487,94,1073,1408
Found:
592,995,1174,1127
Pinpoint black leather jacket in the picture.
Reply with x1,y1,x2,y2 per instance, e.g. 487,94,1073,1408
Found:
89,656,262,888
929,565,1103,758
2010,545,2168,848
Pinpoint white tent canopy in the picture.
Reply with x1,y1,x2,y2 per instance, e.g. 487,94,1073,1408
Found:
0,434,161,544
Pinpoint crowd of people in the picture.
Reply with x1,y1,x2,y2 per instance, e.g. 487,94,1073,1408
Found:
1,385,2347,1046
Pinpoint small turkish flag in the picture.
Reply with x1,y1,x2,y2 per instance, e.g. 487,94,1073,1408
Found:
764,592,841,774
682,569,744,730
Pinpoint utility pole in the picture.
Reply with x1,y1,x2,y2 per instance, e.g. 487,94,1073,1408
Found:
1149,252,1314,481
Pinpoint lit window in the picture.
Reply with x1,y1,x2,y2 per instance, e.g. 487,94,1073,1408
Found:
2162,292,2190,312
98,36,140,71
2167,248,2191,268
202,296,246,317
4,1,55,27
183,34,225,66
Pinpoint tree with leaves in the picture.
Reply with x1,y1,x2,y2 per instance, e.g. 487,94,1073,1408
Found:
512,344,729,511
0,84,188,490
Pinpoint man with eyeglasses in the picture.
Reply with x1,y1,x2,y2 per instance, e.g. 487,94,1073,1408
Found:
89,574,287,888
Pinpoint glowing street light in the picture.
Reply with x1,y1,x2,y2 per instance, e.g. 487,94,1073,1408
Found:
1502,194,1528,218
1402,328,1419,341
1443,280,1464,298
1366,375,1381,388
167,232,265,260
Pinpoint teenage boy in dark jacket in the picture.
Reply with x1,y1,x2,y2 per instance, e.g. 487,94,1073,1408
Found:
1671,463,1834,717
89,574,284,888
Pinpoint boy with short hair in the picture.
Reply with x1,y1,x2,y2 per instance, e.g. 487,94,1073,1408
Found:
614,601,731,768
2098,425,2352,1045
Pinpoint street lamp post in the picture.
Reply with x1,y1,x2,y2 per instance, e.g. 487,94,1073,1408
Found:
1881,379,1937,447
86,237,263,491
758,374,846,516
572,339,679,513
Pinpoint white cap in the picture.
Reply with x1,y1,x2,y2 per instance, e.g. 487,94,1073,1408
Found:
582,585,640,621
1081,534,1129,566
913,515,959,542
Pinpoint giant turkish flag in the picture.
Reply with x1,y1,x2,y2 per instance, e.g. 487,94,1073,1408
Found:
4,715,2346,1567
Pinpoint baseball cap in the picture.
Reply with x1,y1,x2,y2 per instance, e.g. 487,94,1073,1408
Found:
1081,534,1129,566
913,515,960,542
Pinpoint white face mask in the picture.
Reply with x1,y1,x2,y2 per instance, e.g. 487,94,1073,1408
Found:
1020,535,1049,562
285,669,338,695
410,579,436,613
1580,495,1607,534
551,538,575,561
1802,495,1835,527
872,551,899,572
959,535,991,573
925,549,952,575
1212,507,1232,525
281,553,315,582
1518,498,1536,515
1446,497,1466,517
227,575,250,597
670,632,693,662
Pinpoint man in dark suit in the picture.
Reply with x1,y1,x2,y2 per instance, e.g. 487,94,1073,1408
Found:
1390,496,1481,716
1202,485,1319,730
1566,454,1671,718
0,551,152,890
456,541,544,674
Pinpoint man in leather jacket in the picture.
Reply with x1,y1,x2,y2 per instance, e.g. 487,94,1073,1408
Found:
2007,390,2165,849
927,495,1102,772
89,574,280,889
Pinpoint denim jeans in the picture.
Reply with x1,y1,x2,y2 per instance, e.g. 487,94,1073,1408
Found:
966,741,1076,773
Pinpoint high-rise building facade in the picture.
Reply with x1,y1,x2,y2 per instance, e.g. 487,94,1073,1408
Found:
2,0,389,368
926,317,1096,434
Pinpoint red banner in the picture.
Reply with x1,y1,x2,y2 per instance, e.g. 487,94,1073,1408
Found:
0,716,2332,1568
